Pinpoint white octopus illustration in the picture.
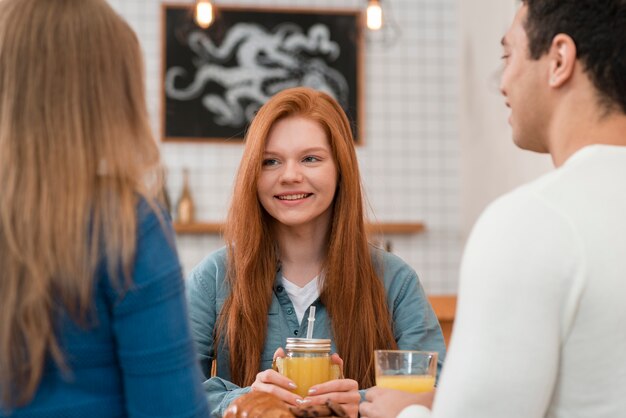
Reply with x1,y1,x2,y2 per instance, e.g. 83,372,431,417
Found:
165,22,350,127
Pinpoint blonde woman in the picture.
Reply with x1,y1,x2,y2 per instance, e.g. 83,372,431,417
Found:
0,0,208,416
187,87,446,417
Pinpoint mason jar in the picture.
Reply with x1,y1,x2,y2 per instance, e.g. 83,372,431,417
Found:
280,338,334,397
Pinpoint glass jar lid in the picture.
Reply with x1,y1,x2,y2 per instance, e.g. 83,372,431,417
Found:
285,338,331,352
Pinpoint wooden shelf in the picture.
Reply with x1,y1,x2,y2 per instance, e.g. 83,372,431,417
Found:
365,222,425,234
173,221,425,235
173,222,224,234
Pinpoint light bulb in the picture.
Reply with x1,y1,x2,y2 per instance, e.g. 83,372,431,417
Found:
367,0,383,31
195,0,214,29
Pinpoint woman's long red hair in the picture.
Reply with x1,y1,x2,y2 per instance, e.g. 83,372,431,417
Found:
219,87,397,388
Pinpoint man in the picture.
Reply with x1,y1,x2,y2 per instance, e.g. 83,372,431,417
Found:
360,1,626,417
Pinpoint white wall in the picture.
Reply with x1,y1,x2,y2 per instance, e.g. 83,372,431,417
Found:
458,0,552,241
106,0,553,295
108,0,463,294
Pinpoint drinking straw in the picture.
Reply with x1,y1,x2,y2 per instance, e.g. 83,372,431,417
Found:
306,306,316,339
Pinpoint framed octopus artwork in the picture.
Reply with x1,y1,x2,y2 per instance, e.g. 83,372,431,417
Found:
161,4,364,143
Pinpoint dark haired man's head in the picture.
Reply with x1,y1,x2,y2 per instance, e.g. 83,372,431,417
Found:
521,0,626,114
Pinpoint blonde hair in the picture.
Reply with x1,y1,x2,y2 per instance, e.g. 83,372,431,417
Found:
0,0,161,406
219,87,396,388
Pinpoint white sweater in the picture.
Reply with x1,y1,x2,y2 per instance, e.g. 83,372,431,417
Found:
401,145,626,418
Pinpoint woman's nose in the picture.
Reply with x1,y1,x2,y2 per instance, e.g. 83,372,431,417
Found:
279,161,303,183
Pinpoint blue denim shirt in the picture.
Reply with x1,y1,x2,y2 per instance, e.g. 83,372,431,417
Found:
187,246,446,417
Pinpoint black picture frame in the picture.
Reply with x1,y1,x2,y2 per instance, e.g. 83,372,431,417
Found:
161,4,364,143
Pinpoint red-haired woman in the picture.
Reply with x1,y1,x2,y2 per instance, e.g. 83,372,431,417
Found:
187,87,445,418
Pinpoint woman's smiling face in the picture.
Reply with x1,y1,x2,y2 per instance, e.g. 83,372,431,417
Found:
256,116,338,230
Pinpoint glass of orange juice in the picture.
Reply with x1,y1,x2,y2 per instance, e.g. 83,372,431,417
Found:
275,338,341,397
374,350,438,393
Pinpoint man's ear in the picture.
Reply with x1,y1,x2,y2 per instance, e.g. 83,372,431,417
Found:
548,33,577,87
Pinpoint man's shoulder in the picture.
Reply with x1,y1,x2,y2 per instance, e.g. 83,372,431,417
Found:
484,147,620,223
481,167,565,219
470,170,580,252
481,182,545,221
467,175,559,249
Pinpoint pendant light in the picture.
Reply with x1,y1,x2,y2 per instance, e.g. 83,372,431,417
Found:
195,0,214,29
366,0,383,31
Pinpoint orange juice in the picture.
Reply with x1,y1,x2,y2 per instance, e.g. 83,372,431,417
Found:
282,356,332,397
376,375,435,393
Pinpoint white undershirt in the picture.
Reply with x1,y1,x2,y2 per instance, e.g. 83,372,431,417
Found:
280,275,320,324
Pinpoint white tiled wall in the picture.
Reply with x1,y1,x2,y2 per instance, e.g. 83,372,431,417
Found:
459,0,552,240
107,0,461,294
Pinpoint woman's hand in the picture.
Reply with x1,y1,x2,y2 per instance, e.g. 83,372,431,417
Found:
359,387,435,418
250,348,302,406
302,353,360,418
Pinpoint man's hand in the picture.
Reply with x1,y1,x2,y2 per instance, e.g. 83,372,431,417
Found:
359,387,435,418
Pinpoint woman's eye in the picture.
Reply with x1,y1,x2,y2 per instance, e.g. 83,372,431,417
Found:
262,158,279,166
302,156,320,163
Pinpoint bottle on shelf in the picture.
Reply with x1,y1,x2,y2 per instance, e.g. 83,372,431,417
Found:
176,168,195,224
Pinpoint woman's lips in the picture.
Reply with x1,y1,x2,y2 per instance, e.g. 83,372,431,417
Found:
275,193,312,201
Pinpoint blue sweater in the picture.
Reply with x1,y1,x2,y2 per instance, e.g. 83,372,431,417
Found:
187,246,446,417
1,204,209,418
